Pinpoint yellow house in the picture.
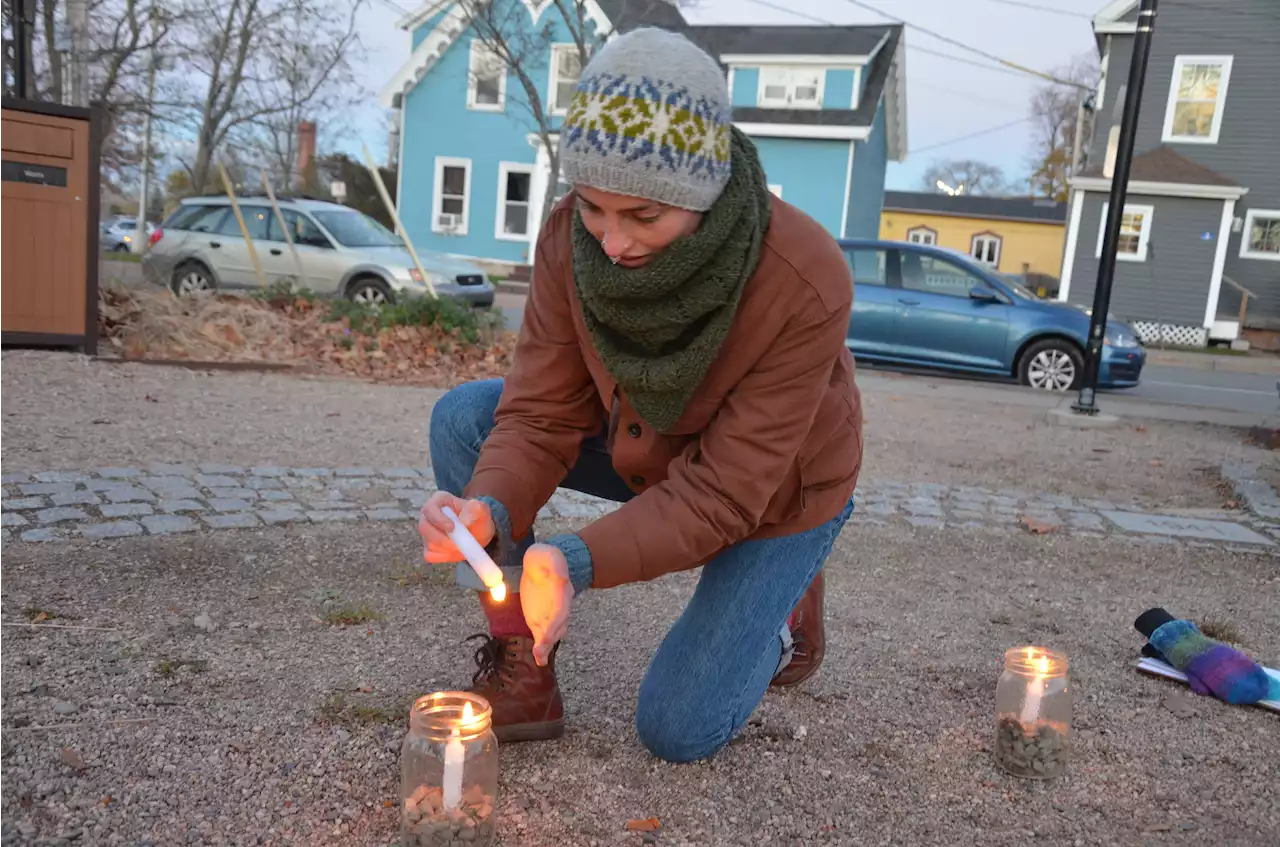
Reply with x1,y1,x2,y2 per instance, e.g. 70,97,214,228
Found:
879,191,1068,283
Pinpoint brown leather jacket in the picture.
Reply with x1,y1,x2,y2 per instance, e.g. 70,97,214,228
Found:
465,194,863,588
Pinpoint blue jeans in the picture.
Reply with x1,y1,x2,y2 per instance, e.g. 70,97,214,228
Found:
429,378,854,763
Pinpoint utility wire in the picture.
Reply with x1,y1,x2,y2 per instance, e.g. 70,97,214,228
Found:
836,0,1093,90
909,117,1033,155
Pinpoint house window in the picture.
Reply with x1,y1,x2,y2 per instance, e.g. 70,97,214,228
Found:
768,184,783,198
1096,202,1154,262
970,232,1002,267
906,226,937,246
467,41,505,110
433,157,471,235
1161,55,1233,144
757,66,823,109
549,44,582,115
496,162,534,240
1240,209,1280,262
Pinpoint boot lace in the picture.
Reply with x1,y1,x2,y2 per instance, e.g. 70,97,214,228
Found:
466,633,517,690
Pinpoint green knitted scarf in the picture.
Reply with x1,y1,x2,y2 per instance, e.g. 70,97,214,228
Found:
570,126,772,433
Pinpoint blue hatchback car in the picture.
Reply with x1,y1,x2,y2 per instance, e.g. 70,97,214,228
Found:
839,239,1146,391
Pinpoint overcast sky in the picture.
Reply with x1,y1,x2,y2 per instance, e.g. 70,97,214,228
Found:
350,0,1104,192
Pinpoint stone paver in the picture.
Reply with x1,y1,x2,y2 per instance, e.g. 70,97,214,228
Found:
79,521,144,539
142,515,199,535
203,513,261,530
100,503,155,518
2,464,1278,552
35,507,89,524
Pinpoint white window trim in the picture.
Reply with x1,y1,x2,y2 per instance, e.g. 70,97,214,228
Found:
432,156,471,236
495,161,535,242
970,232,1003,267
767,184,783,198
1160,54,1233,145
756,65,825,110
1239,208,1280,262
548,43,581,117
466,39,506,112
1095,201,1154,262
906,226,937,246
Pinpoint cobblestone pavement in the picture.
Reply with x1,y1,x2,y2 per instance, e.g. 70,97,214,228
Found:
3,462,1278,551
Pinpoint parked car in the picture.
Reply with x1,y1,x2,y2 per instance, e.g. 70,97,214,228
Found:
840,239,1145,391
141,196,495,308
100,216,154,253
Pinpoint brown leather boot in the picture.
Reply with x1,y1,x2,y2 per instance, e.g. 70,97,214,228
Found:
465,634,564,742
771,571,825,687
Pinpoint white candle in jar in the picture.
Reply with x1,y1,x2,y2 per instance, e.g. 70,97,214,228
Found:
1019,648,1050,725
442,701,472,810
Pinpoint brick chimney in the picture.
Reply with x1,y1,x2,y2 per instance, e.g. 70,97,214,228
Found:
297,120,317,186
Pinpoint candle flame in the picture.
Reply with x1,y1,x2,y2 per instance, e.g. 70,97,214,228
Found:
489,582,507,603
1035,655,1050,675
462,701,474,722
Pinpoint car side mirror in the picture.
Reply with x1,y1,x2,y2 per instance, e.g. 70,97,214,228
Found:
969,286,1000,303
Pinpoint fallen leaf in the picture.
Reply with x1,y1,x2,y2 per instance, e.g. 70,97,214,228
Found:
383,799,396,808
1135,425,1147,433
1019,516,1059,535
30,611,50,624
625,817,662,832
1149,459,1163,467
60,747,87,771
100,796,112,806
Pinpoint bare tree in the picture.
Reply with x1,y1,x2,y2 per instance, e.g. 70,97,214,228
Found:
167,0,362,195
920,158,1013,196
1028,53,1100,202
457,0,693,227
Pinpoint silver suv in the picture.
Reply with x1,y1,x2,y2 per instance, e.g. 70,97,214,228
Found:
141,196,494,307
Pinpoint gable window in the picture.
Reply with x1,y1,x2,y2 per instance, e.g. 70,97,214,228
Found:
970,232,1002,267
433,157,471,236
906,226,937,246
467,41,506,110
496,162,534,240
757,66,823,109
1095,202,1154,262
549,44,583,115
1240,209,1280,262
1161,55,1233,144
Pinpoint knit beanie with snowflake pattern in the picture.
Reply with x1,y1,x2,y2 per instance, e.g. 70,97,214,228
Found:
557,27,733,212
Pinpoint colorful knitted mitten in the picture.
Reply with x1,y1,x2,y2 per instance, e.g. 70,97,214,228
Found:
1148,618,1270,705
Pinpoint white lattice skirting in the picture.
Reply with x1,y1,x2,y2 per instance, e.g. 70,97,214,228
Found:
1132,321,1208,347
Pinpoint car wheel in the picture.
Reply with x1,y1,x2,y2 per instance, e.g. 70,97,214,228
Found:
112,243,130,253
347,276,394,306
171,262,215,296
1018,339,1083,392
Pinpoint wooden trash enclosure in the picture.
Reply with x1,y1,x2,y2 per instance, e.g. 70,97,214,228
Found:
1,99,101,354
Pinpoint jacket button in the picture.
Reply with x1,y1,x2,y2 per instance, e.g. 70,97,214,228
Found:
630,475,645,486
627,423,642,438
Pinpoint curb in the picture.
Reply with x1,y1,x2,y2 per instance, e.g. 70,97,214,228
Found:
1145,350,1280,375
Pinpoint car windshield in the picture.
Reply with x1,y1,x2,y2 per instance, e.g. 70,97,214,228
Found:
310,210,401,248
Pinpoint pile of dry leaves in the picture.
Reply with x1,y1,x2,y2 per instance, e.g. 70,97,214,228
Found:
98,285,516,387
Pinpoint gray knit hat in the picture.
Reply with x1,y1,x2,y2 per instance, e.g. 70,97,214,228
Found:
558,27,732,212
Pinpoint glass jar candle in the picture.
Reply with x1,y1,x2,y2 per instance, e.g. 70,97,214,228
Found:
401,691,498,846
994,646,1071,779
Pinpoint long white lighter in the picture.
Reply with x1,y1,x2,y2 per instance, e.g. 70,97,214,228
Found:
441,505,508,602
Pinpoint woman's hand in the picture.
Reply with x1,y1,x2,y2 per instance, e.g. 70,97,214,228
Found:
521,544,575,665
419,491,495,564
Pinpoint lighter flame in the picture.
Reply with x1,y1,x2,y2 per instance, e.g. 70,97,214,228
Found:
489,582,507,603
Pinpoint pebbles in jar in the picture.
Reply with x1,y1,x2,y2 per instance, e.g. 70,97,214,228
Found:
994,716,1069,779
403,784,495,846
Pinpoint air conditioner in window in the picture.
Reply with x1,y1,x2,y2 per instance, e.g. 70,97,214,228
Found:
437,213,462,232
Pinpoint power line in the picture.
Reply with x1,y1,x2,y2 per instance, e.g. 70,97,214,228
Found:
741,0,1037,83
909,117,1033,155
836,0,1093,90
915,80,1028,112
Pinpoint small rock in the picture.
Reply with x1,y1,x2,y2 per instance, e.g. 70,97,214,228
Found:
1162,691,1198,719
60,747,88,771
335,729,351,742
792,725,808,741
193,613,215,632
52,699,77,715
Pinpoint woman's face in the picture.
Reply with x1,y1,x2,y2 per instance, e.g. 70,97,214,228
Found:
574,185,702,269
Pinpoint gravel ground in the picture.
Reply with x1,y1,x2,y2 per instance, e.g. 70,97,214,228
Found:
3,351,1272,508
2,520,1278,846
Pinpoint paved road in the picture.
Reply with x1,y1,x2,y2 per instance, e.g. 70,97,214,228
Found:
1111,363,1278,416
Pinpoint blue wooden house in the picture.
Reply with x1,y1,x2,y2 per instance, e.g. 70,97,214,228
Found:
379,0,908,270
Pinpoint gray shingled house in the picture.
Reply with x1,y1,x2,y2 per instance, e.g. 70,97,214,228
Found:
1059,0,1279,348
